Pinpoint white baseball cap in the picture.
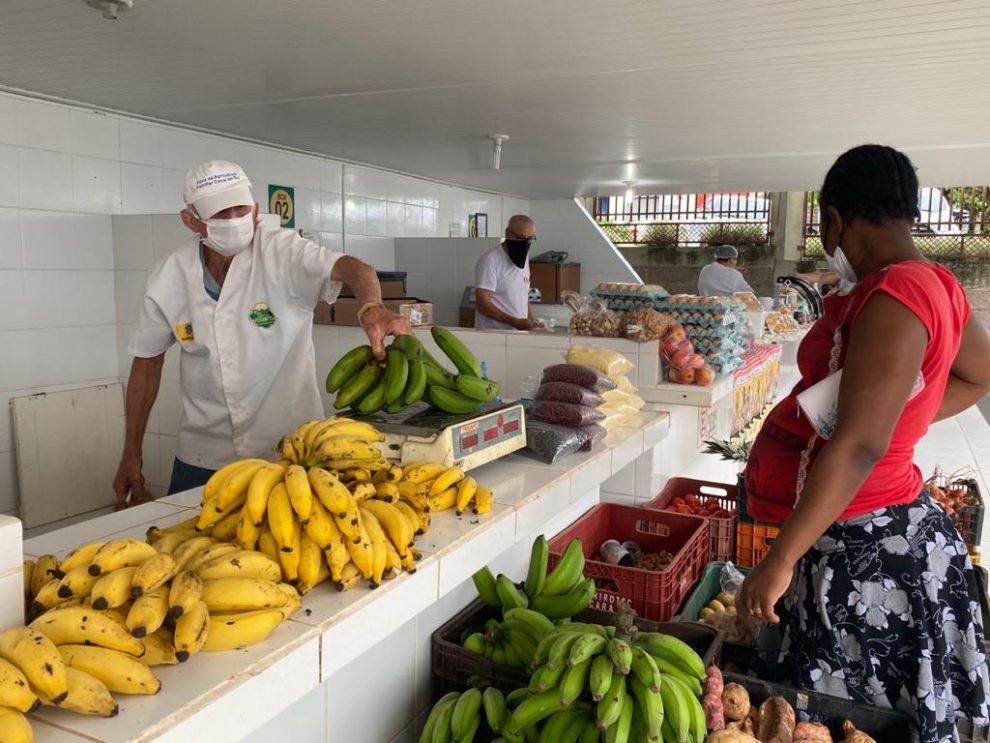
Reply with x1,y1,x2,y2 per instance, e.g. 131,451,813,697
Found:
183,160,254,220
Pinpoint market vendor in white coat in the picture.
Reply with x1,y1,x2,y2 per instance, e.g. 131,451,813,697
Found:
697,244,755,296
112,160,410,508
474,215,538,330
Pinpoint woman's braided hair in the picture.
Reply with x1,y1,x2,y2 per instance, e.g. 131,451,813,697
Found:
820,144,921,225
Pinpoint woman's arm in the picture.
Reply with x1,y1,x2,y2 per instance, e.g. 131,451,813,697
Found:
737,292,928,621
934,316,990,421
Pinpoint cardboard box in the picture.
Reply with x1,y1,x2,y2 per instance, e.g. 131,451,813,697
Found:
314,298,433,327
340,280,406,299
530,262,581,304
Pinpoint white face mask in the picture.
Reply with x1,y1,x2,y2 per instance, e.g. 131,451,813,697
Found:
204,213,255,257
825,245,857,284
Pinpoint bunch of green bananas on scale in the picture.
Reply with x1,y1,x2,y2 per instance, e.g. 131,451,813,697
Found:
326,327,501,416
425,625,709,743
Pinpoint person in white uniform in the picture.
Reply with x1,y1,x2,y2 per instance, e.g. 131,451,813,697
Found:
697,244,755,296
474,215,537,330
112,160,410,507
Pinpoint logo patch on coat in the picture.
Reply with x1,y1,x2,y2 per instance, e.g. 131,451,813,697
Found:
174,322,194,342
249,303,276,329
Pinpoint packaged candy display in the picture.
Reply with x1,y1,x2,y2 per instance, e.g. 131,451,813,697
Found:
535,381,605,409
541,363,617,392
568,295,623,337
566,345,635,379
623,309,674,342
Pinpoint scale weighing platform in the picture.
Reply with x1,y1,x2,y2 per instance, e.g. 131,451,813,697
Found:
351,401,526,471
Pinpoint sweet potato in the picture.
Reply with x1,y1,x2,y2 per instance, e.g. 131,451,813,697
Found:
721,682,751,721
705,664,725,697
757,696,796,743
794,721,833,743
841,720,877,743
703,692,725,732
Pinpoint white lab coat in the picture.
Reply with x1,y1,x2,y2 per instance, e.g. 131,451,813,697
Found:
128,227,343,470
697,261,754,297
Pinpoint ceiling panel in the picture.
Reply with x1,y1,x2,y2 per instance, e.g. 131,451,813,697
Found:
0,0,987,196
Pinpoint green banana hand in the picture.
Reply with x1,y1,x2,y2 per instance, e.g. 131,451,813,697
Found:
431,326,483,377
542,539,585,596
428,386,481,415
403,359,428,405
383,348,410,405
525,535,548,599
334,361,381,409
456,374,500,402
471,567,501,607
326,345,372,393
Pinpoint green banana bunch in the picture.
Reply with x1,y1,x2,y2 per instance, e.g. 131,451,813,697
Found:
432,327,483,378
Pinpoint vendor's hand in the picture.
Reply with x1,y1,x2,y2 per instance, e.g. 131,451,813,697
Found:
112,453,151,510
514,317,538,331
361,306,412,360
736,552,794,624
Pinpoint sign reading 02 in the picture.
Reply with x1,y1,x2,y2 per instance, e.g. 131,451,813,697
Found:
268,184,295,228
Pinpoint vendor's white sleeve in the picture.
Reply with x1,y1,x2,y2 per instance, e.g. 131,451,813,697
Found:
128,294,176,358
736,271,755,294
285,234,345,307
475,252,498,292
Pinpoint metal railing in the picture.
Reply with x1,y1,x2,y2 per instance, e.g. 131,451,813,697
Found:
801,187,990,259
588,192,773,248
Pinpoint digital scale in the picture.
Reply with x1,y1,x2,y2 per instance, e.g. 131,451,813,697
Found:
351,401,527,471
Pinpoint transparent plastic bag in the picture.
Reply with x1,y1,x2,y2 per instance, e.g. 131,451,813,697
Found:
535,381,604,408
528,400,605,427
566,345,635,379
569,296,623,337
541,364,617,393
623,310,673,342
577,423,607,451
521,420,589,464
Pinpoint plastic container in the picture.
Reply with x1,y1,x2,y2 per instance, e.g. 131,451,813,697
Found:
431,597,723,696
547,504,709,622
955,478,986,548
736,520,780,568
721,672,915,743
644,477,738,562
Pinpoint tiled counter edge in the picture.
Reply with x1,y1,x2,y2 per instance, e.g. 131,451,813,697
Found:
18,411,669,742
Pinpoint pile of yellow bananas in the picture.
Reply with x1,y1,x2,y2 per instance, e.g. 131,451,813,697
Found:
195,416,494,592
11,533,300,741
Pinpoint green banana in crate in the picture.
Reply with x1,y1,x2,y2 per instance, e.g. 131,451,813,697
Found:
505,687,561,737
432,326,483,378
471,566,501,608
334,360,381,409
456,374,500,403
631,632,706,681
382,348,410,405
404,359,428,405
483,687,509,734
628,675,664,741
665,673,707,743
524,535,548,599
596,672,626,731
420,691,459,743
629,646,662,692
450,688,483,740
605,694,634,743
605,637,633,676
547,632,584,671
559,657,593,707
542,538,586,596
502,607,554,641
529,577,596,620
326,345,372,393
567,632,608,668
589,653,614,702
495,575,529,610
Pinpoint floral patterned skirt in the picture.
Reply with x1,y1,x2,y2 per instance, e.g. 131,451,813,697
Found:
777,491,990,743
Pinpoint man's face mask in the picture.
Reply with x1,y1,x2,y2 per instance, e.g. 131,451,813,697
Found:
204,212,256,257
505,239,531,269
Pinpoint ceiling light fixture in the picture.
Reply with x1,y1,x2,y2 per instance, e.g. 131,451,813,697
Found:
85,0,133,20
488,134,509,170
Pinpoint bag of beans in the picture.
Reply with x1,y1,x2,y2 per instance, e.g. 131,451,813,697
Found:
535,381,605,408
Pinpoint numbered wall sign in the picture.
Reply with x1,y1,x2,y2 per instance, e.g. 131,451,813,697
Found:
268,184,295,228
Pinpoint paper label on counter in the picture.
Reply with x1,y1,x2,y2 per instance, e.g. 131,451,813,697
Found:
408,310,423,326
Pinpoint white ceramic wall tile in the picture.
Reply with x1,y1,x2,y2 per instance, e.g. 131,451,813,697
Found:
386,201,406,236
0,450,16,514
411,577,477,713
118,119,163,166
9,98,71,152
344,235,396,271
18,147,74,211
422,207,438,237
322,159,343,193
428,508,517,594
265,150,322,192
0,514,22,575
0,569,23,633
293,187,323,231
243,684,326,743
70,110,119,161
0,147,18,208
158,127,216,172
112,215,154,271
21,210,113,270
160,168,186,213
403,204,424,237
1,325,118,391
344,196,367,235
325,618,417,743
152,213,189,262
121,163,164,215
213,140,267,186
322,194,343,233
365,198,387,236
0,96,13,144
319,232,345,252
0,269,114,330
72,155,121,214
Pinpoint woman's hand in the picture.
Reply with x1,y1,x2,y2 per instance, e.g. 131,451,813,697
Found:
736,552,795,623
361,306,412,360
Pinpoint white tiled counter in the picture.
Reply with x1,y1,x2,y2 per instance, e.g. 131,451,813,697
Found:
19,411,669,743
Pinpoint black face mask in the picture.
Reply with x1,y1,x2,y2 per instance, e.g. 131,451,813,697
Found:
505,239,531,269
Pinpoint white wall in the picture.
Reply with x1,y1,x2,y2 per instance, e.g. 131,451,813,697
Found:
0,89,529,514
528,198,640,294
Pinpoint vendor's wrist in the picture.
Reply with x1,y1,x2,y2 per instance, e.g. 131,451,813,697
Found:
357,301,386,324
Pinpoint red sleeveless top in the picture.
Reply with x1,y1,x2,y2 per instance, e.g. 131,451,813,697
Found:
744,261,970,524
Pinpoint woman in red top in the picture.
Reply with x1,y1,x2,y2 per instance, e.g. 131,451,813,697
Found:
738,145,990,742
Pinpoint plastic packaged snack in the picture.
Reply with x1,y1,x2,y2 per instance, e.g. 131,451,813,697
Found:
599,388,645,414
528,400,605,427
520,420,589,464
541,364,617,392
623,310,673,342
566,345,635,379
535,381,605,408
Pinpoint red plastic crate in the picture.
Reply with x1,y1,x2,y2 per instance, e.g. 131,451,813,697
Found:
735,520,780,568
547,503,709,622
644,477,738,562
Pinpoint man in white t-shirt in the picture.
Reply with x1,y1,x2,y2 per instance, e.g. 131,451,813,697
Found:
112,160,410,507
474,215,537,330
697,244,755,296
